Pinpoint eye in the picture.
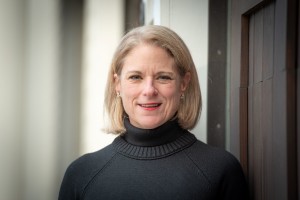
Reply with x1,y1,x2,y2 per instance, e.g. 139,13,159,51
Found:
128,75,142,80
158,75,172,80
156,74,174,83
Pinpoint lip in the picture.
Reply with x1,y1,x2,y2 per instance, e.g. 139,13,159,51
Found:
138,103,162,111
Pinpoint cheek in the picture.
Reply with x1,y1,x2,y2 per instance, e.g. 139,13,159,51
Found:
120,83,138,96
163,84,181,98
119,83,140,110
161,87,181,107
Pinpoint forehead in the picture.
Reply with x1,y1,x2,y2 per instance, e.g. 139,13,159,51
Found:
122,44,177,72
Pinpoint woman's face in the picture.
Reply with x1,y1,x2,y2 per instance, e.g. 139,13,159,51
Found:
115,44,190,129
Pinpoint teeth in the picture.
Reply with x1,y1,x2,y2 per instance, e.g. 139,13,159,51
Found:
141,104,159,107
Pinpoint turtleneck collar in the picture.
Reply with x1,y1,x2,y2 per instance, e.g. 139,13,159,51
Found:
112,118,197,159
122,117,183,147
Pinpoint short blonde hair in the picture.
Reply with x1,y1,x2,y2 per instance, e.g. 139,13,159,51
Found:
104,25,201,134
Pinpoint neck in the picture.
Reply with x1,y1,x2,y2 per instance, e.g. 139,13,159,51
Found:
123,118,184,147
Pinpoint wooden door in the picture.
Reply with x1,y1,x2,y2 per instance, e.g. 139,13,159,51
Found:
229,0,298,199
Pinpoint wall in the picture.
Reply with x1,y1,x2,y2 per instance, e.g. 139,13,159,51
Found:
0,0,84,199
0,0,25,199
23,1,61,198
0,0,62,199
80,0,124,153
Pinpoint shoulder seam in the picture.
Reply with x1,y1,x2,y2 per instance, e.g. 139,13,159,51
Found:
80,152,118,199
184,150,213,191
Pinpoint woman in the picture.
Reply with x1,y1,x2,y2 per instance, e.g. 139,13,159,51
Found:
59,25,248,200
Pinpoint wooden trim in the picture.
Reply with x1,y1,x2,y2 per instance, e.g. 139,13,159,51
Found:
286,0,298,198
239,88,248,176
297,0,300,197
241,0,272,15
239,15,250,176
240,16,249,88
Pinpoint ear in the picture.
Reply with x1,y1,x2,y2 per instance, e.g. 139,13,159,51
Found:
181,72,191,92
114,73,121,93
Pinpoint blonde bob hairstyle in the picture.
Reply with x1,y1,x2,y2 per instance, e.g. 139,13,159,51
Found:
104,25,202,134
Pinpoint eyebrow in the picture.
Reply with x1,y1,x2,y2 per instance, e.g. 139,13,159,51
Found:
156,71,175,75
125,71,175,75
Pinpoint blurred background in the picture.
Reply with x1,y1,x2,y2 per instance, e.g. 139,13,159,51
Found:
1,0,230,199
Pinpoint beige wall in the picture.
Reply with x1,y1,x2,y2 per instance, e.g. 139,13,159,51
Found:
80,0,124,153
0,0,25,199
1,0,61,199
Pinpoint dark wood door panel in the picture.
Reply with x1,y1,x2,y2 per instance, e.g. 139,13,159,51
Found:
262,3,274,80
253,11,263,84
297,1,300,197
230,0,298,199
261,79,273,199
249,82,263,199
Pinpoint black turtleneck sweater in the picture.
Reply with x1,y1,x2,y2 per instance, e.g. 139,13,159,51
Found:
59,119,248,200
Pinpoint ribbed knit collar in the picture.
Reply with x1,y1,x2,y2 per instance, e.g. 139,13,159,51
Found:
112,118,197,159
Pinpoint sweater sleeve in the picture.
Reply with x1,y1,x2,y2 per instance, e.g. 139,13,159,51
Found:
218,153,249,200
58,162,81,200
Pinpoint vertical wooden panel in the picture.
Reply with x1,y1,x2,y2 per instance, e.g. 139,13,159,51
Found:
272,71,288,200
248,8,265,200
261,5,274,199
297,1,300,198
240,87,248,174
262,79,273,200
253,82,263,199
286,68,297,200
247,85,254,199
249,16,254,87
247,13,254,199
285,0,298,198
273,0,286,72
240,14,249,172
262,3,274,80
254,11,263,83
241,15,250,88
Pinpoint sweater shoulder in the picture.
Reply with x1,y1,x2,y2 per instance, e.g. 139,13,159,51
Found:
186,140,241,167
67,143,116,178
184,140,249,199
58,143,116,199
184,140,245,185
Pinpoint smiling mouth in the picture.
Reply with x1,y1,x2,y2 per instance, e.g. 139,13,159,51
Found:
139,103,162,108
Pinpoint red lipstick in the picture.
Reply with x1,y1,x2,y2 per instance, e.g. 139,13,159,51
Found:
139,103,161,111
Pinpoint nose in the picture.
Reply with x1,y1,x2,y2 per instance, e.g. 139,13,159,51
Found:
142,78,158,97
